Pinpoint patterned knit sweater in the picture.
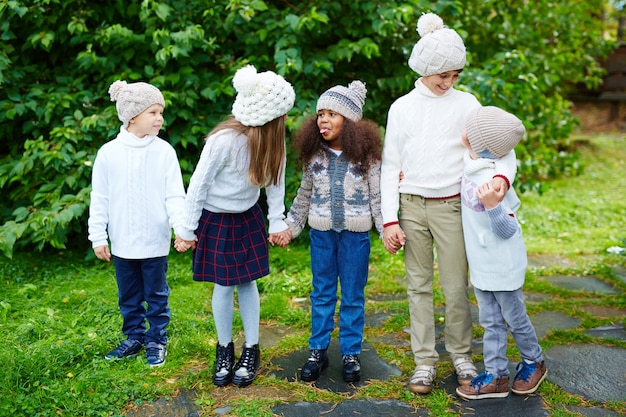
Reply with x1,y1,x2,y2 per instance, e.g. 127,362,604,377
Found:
285,146,383,239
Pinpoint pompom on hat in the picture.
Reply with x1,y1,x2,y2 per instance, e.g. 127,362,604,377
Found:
465,106,526,159
408,13,467,76
108,80,165,128
231,65,295,127
316,80,367,122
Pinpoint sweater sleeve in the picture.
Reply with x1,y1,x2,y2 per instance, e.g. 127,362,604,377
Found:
176,135,227,241
486,203,518,239
164,146,187,234
265,150,288,234
87,149,110,248
493,150,517,189
285,164,313,239
368,160,384,238
380,105,402,224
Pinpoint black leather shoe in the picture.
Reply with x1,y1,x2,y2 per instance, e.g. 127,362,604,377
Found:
213,342,235,387
300,349,329,382
232,344,260,387
342,354,361,383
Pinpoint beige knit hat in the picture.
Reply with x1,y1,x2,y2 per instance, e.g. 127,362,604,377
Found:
231,65,295,127
465,106,526,159
316,80,367,122
108,80,165,128
408,13,467,76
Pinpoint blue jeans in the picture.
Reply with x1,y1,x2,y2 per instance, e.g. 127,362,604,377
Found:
474,287,543,377
308,229,370,355
113,256,170,345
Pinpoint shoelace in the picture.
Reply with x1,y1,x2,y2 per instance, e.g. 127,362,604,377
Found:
471,372,494,389
216,346,233,370
343,354,358,364
146,345,162,357
119,341,138,355
514,361,536,382
308,350,322,362
238,347,256,369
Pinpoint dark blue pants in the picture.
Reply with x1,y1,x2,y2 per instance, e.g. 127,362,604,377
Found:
113,256,170,345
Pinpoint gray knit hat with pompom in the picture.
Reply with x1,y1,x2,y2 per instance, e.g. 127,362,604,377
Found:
108,80,165,128
316,80,367,122
408,13,467,76
231,65,295,127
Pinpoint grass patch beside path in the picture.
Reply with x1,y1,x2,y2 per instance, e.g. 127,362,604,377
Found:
0,133,624,416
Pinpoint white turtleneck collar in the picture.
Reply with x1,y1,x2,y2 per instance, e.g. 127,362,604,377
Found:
117,126,157,148
414,78,454,98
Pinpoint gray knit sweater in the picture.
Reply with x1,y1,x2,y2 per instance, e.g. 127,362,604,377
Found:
285,147,383,239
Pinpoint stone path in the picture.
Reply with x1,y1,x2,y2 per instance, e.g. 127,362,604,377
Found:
126,255,626,417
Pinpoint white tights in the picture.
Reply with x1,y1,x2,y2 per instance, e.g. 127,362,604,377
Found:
212,281,260,346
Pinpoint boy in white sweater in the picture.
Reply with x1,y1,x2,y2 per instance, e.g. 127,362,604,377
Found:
456,106,547,400
88,80,185,367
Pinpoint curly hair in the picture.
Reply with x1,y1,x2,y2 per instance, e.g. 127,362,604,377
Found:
292,115,382,176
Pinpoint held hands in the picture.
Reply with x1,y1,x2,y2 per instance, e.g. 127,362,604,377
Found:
174,235,197,252
269,229,292,248
383,224,406,255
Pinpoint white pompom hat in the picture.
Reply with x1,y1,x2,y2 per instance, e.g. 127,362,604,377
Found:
231,65,295,127
408,13,467,76
108,80,165,128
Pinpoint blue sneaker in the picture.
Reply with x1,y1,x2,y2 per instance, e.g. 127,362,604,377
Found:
105,339,143,360
146,342,167,367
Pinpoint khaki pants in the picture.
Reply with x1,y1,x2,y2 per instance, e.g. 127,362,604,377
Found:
399,194,473,366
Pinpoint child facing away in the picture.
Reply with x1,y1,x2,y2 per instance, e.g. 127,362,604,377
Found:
274,81,383,384
173,65,295,388
456,106,547,400
88,80,186,367
380,12,518,394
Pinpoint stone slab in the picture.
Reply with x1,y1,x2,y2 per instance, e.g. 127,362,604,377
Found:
271,399,425,417
267,340,402,394
545,344,626,402
529,311,582,339
585,324,626,340
124,389,199,417
544,275,618,294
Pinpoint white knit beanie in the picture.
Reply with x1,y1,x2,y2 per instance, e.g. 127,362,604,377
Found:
231,65,295,127
465,106,526,159
408,13,467,76
316,80,367,122
108,80,165,128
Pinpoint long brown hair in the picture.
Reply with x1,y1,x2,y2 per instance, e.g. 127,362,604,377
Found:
207,115,286,187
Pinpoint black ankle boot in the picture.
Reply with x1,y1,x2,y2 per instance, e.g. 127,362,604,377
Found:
213,342,235,387
300,349,329,382
342,354,361,383
232,344,260,387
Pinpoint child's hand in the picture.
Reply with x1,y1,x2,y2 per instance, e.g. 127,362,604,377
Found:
174,235,196,252
490,177,509,196
94,245,111,262
476,182,506,209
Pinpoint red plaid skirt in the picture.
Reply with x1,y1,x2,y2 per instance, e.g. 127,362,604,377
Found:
192,204,269,286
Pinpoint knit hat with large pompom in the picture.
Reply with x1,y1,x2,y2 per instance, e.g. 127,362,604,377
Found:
408,13,467,76
108,80,165,128
465,106,526,159
231,65,295,127
316,80,367,122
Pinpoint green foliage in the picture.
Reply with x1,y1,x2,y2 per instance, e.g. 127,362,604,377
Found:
0,0,617,256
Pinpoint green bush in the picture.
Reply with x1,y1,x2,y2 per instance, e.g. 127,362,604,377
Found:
0,0,616,257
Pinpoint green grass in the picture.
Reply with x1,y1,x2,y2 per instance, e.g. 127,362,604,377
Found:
0,133,625,416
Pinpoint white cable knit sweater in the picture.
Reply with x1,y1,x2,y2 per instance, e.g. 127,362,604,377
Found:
175,129,287,241
88,127,186,258
380,78,516,224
